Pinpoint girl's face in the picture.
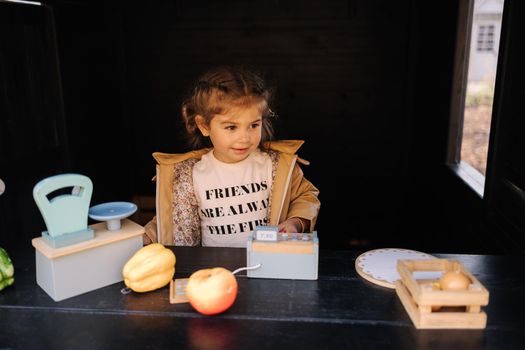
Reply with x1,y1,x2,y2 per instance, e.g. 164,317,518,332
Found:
198,104,263,163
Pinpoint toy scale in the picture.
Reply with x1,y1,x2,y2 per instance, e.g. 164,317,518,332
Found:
31,174,143,301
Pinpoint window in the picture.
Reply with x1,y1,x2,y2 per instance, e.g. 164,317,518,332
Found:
477,24,495,51
448,0,504,196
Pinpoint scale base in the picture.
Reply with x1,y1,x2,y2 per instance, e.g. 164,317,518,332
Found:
41,228,95,248
33,219,144,302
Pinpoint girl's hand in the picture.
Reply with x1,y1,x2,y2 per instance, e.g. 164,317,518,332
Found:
278,218,305,233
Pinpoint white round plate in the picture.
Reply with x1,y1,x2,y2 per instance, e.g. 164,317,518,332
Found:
355,248,438,288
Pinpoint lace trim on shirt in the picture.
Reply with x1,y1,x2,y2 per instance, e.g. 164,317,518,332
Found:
267,150,279,224
172,158,201,246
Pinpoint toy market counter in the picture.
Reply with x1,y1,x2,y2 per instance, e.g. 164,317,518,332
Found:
0,246,524,349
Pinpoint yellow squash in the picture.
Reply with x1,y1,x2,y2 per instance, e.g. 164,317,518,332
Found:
122,243,176,292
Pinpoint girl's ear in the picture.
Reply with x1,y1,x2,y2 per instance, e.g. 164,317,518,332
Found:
195,115,210,137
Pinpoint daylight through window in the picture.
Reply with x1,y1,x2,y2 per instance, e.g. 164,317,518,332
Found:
461,0,504,177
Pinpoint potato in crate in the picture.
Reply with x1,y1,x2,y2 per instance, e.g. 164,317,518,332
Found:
395,259,489,329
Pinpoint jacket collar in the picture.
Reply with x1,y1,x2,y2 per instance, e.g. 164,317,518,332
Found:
265,140,304,154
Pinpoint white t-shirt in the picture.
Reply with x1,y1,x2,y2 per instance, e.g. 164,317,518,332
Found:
192,149,272,247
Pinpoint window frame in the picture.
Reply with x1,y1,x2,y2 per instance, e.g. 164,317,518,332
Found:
447,0,484,196
448,0,525,253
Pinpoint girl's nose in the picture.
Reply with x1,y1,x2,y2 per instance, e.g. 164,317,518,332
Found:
238,129,250,142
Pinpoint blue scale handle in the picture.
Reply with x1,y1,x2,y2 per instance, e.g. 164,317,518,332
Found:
33,174,93,238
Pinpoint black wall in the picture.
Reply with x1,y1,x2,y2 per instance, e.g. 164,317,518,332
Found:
1,0,490,253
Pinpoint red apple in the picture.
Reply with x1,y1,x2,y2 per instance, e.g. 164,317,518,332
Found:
186,267,238,315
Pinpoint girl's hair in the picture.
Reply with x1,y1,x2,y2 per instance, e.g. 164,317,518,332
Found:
181,66,276,150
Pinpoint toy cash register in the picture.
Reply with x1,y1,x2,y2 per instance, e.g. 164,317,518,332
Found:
246,226,319,280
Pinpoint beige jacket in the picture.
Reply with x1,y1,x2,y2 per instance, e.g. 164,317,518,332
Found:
144,140,320,245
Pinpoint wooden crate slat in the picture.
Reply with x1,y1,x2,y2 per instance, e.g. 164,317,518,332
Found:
395,259,489,329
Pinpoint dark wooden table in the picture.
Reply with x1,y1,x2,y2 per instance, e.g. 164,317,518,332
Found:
1,246,524,349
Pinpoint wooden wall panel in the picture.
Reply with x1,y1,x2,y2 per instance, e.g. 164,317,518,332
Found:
0,3,69,246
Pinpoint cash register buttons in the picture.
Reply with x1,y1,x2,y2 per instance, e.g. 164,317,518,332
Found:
302,234,310,241
281,233,288,240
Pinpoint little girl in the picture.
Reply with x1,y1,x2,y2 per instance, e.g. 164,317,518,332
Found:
144,66,320,247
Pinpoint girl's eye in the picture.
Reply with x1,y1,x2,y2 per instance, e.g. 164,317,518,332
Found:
225,125,236,131
250,123,261,129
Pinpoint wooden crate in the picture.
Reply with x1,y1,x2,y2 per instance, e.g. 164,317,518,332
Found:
395,259,489,329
